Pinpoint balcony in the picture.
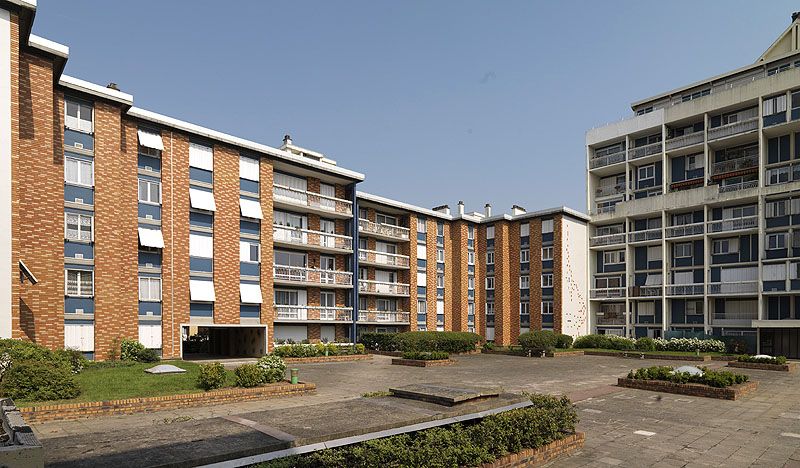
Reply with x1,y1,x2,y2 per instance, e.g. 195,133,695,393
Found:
665,223,704,238
596,314,626,326
589,150,626,169
713,310,758,321
665,132,704,151
766,162,800,187
628,228,662,243
707,281,758,295
595,183,626,198
273,184,353,217
706,216,758,234
629,285,663,297
358,249,410,269
358,279,410,296
273,225,353,253
628,141,662,161
358,219,410,241
275,306,353,322
590,287,626,299
590,233,626,247
710,154,759,177
718,179,758,193
707,117,759,141
357,311,411,324
273,266,353,288
666,284,704,296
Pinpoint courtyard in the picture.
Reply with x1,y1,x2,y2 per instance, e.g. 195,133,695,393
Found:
34,353,800,467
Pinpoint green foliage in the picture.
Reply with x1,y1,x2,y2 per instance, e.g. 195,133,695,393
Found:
360,331,481,353
554,333,573,349
737,355,787,365
401,351,449,361
635,337,656,352
234,364,264,388
518,330,558,353
627,365,748,388
361,390,391,398
196,362,227,390
482,341,496,351
272,343,366,358
257,355,286,383
0,339,79,372
54,348,87,374
573,334,635,350
0,360,80,401
119,339,160,363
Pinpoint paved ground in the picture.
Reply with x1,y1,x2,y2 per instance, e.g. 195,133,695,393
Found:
33,354,800,467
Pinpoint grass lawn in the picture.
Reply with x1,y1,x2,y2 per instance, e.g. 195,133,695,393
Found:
19,360,236,407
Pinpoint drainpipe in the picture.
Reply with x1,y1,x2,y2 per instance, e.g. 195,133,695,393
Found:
350,184,359,343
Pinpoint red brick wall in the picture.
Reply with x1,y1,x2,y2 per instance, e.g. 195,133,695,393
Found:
259,159,275,348
507,222,521,344
426,218,437,331
493,222,513,345
476,225,487,339
450,222,469,331
553,215,563,333
407,214,418,331
529,219,543,331
213,145,240,324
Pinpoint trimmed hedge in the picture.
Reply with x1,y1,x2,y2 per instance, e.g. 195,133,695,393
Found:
234,364,264,388
401,351,450,361
737,355,787,365
360,331,481,353
518,331,572,353
257,394,578,468
272,343,366,358
196,362,227,390
627,366,748,388
573,334,636,350
573,335,726,353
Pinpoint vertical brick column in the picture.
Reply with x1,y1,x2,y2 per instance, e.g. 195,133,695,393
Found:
212,145,240,324
426,218,437,331
553,215,564,333
529,219,543,331
508,222,521,343
443,222,453,330
408,215,418,331
476,226,487,339
9,11,20,342
450,222,469,331
94,102,138,359
259,159,275,349
494,222,513,345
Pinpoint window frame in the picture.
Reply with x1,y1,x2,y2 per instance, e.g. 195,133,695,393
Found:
520,249,530,263
65,269,94,297
138,276,163,302
486,251,495,265
485,276,495,290
64,156,94,187
137,178,162,205
542,273,554,287
541,246,553,261
64,212,94,242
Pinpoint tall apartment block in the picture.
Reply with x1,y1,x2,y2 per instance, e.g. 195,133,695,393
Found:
0,1,588,359
587,14,800,357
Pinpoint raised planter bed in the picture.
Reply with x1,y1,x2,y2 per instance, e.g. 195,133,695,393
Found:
476,432,585,468
20,381,316,423
727,361,797,372
617,377,758,400
583,350,712,361
371,349,480,357
391,358,456,367
282,354,372,364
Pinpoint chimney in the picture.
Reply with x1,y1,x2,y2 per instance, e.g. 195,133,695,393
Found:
793,11,800,22
511,205,526,216
106,82,119,91
283,134,292,146
484,203,492,217
457,200,465,216
433,204,450,216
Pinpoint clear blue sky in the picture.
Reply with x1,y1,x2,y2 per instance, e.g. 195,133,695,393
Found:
35,0,797,214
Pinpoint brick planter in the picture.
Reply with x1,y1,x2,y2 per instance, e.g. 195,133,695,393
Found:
282,354,372,364
391,358,456,367
371,349,480,357
583,350,711,361
20,381,316,423
546,350,585,357
728,361,797,372
475,432,585,468
617,378,758,400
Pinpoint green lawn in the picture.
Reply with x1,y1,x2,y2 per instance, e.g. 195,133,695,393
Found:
19,360,236,407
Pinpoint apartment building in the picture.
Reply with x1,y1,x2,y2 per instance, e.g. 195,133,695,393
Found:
587,13,800,357
0,1,588,359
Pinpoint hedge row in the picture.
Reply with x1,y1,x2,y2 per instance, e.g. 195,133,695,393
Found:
401,351,450,361
627,366,748,388
360,332,482,353
197,355,287,391
258,394,578,468
272,343,366,358
573,335,726,353
737,355,787,365
517,331,573,352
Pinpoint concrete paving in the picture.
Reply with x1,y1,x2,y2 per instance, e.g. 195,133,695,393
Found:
32,354,800,467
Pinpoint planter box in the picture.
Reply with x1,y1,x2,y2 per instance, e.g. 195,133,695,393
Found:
546,350,585,357
617,378,758,400
282,354,372,364
20,381,316,423
728,361,797,372
583,350,711,361
371,349,480,357
476,432,585,468
391,358,456,367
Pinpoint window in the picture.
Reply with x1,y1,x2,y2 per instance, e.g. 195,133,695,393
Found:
673,271,693,285
638,302,655,316
417,217,427,233
65,269,93,297
542,273,553,287
520,249,530,263
520,302,530,315
519,276,530,289
467,251,475,265
65,213,92,242
190,234,214,258
768,63,791,75
712,238,739,255
416,244,427,261
486,302,495,315
637,165,655,182
542,301,553,314
358,208,368,220
468,225,475,240
541,219,554,234
674,243,692,258
647,245,662,262
436,223,444,236
767,233,788,250
603,250,625,265
138,179,161,204
541,246,553,261
595,276,622,288
768,166,790,185
486,225,495,239
764,264,787,281
437,249,444,263
240,241,260,263
468,276,474,290
485,277,495,290
764,94,787,116
65,99,93,133
766,200,789,218
417,300,427,314
686,154,704,170
686,301,703,315
520,223,530,237
722,205,756,220
64,157,93,186
437,274,444,288
139,277,162,301
486,252,494,265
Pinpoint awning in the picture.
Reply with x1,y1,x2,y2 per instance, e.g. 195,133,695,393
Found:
189,188,216,212
138,227,164,249
189,143,214,171
137,129,164,151
239,198,263,219
240,283,263,304
189,279,216,302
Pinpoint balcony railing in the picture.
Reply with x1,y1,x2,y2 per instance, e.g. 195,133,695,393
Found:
275,306,353,322
596,314,626,325
590,287,626,299
628,228,662,243
707,117,759,141
706,216,758,233
707,281,758,295
718,179,758,193
711,154,759,176
358,279,410,296
590,151,626,169
273,225,353,251
665,223,704,238
666,284,704,296
358,249,410,268
628,141,662,160
595,184,626,198
594,203,619,215
713,310,758,321
590,233,626,247
766,162,800,186
629,285,662,297
357,311,410,323
358,219,410,240
273,265,353,286
273,184,353,215
665,132,704,151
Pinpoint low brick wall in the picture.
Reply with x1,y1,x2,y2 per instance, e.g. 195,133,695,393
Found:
391,358,456,367
476,432,585,468
728,361,797,372
617,378,758,400
711,355,738,361
20,382,316,423
546,350,585,357
372,349,480,357
583,351,711,361
282,354,372,364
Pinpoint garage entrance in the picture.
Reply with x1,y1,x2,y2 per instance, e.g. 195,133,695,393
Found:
181,325,268,359
760,328,800,359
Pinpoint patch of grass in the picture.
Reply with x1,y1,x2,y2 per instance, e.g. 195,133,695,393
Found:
18,360,236,406
361,391,392,398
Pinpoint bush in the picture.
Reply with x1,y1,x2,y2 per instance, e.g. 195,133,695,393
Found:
401,351,449,361
120,338,160,363
482,341,496,351
359,333,399,351
0,339,76,372
257,355,286,383
635,337,656,352
573,334,636,351
0,361,80,401
518,331,558,353
554,334,573,349
737,355,787,365
196,362,227,390
627,365,748,388
272,343,367,358
653,337,725,353
360,332,481,354
235,364,264,388
54,348,87,374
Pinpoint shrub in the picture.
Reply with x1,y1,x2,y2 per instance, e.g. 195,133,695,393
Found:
0,339,74,371
653,337,725,353
119,338,160,363
573,334,636,350
54,348,87,374
554,334,573,349
518,331,558,353
257,355,286,383
0,361,80,401
635,337,656,352
196,362,227,390
482,341,496,351
737,355,787,365
235,364,264,388
360,332,481,353
627,365,748,388
359,333,399,351
272,343,367,358
401,351,450,360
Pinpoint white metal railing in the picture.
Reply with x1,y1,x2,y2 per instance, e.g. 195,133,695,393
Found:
666,284,704,296
275,305,353,322
713,310,758,321
595,184,626,198
718,179,758,193
273,225,353,251
590,287,626,299
665,132,704,151
358,249,410,268
708,281,758,295
590,151,626,169
273,184,353,215
630,285,662,297
357,311,411,323
358,279,410,296
707,117,758,141
628,228,662,243
665,223,704,238
628,141,662,160
711,154,759,176
590,233,626,247
358,219,410,240
706,216,758,233
273,265,353,286
594,203,619,215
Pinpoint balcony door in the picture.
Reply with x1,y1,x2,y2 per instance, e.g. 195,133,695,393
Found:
275,173,308,204
375,270,395,293
320,291,336,320
320,255,336,284
320,183,336,210
275,289,307,320
274,211,307,244
320,219,335,248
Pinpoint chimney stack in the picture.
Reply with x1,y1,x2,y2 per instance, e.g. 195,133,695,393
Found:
511,205,526,216
433,204,450,216
457,200,465,216
484,203,492,217
106,82,119,90
793,11,800,22
283,134,292,146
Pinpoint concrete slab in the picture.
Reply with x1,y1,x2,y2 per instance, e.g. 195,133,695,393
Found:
389,383,500,406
